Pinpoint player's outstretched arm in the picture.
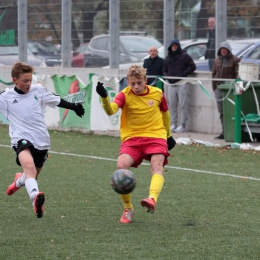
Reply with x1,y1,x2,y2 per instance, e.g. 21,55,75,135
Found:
57,99,85,117
96,82,119,116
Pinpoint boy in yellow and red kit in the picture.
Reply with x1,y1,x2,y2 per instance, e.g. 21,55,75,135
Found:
96,65,175,224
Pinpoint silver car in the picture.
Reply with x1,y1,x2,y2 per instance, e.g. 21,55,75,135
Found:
111,38,260,71
0,46,46,67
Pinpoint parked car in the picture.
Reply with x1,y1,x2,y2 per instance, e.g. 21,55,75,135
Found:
84,34,162,67
107,39,208,69
0,46,46,67
27,41,62,67
195,39,260,71
240,40,260,76
71,42,89,67
141,39,260,71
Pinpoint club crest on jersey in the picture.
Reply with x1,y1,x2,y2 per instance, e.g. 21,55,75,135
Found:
22,140,27,145
34,95,38,100
148,100,154,106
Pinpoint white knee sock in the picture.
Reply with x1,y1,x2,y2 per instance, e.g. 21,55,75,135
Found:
25,178,39,204
16,172,26,187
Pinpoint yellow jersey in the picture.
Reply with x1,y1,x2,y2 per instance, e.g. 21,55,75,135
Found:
100,85,171,142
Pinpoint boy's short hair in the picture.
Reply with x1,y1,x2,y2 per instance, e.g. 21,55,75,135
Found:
11,62,34,79
127,65,147,79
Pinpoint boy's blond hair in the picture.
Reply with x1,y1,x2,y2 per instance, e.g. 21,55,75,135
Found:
127,65,147,79
11,62,34,79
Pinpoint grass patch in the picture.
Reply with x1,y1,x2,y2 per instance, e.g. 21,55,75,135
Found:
0,124,260,259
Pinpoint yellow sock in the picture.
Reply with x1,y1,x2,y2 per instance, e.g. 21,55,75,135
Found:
149,174,164,203
120,193,133,209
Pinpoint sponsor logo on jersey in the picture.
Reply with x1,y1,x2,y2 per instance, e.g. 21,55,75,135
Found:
34,95,38,100
13,99,18,103
148,100,154,106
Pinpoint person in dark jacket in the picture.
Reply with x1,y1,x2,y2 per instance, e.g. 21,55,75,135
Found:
143,46,164,86
212,42,240,139
163,39,196,133
205,17,216,70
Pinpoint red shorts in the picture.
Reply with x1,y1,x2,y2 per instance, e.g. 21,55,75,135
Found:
119,137,170,168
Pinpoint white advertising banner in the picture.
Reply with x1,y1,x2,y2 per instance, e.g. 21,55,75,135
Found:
90,75,121,131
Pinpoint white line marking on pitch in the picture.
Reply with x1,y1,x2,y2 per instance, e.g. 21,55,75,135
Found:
1,144,259,181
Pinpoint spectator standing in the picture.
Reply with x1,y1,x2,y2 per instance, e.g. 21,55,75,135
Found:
212,42,240,139
205,17,216,70
163,39,196,133
143,46,164,86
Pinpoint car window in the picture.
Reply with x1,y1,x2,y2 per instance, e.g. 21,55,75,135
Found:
183,43,207,59
157,46,164,58
120,37,161,52
28,42,60,55
76,44,88,53
247,46,260,59
94,37,109,51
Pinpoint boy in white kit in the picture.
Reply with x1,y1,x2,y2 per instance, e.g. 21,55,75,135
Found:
0,62,85,218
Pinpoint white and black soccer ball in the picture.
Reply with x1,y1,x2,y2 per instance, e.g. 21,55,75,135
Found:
110,169,136,194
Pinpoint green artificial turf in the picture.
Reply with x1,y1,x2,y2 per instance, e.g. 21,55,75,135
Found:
0,124,260,260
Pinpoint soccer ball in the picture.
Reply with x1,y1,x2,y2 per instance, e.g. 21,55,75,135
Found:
110,169,136,194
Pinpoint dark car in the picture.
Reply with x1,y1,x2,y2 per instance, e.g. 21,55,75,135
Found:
27,41,62,67
0,46,46,67
84,34,162,67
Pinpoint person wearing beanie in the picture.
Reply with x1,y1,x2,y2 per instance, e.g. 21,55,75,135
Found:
162,39,196,133
212,42,241,139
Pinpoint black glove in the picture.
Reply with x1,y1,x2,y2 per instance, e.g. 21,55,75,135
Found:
73,103,85,117
167,136,176,150
96,82,107,98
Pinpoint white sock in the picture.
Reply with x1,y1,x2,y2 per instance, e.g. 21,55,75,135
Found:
16,172,26,188
25,178,39,205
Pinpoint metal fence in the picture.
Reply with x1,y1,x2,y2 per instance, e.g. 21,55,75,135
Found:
1,1,260,46
0,0,260,66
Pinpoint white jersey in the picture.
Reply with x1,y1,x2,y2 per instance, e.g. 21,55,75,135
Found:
0,84,61,150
